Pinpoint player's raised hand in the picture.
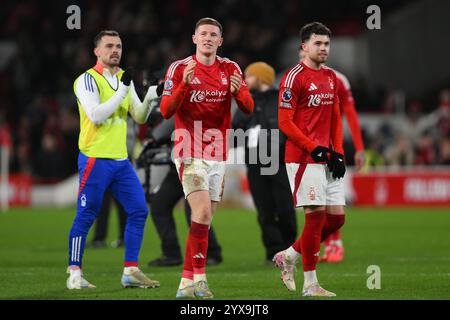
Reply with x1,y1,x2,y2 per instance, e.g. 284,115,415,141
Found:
354,150,365,171
230,70,242,95
121,68,134,86
183,61,196,84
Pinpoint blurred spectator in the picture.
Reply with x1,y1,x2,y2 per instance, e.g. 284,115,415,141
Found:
0,113,12,150
436,89,450,137
33,133,65,182
415,89,450,139
403,99,424,141
384,135,415,166
438,136,450,165
361,130,385,172
414,132,436,166
14,117,32,174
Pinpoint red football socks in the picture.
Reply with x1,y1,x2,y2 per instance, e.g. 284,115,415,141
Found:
321,214,345,242
189,221,209,275
291,211,326,271
182,233,194,279
330,229,341,241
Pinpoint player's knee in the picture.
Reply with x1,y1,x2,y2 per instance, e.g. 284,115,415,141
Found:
192,206,211,224
72,212,97,232
127,203,149,221
127,212,148,231
137,206,149,220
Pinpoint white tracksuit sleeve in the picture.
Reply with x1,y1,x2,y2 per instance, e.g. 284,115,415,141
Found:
128,82,160,124
75,73,129,125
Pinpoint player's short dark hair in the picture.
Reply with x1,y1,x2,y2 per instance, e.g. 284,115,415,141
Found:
195,17,223,35
299,22,331,43
94,30,120,47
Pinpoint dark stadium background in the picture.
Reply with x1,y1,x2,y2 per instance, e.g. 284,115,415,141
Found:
1,0,449,183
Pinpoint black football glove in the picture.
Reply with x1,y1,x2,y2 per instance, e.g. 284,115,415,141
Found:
156,81,165,97
328,151,346,179
121,68,134,86
310,146,331,163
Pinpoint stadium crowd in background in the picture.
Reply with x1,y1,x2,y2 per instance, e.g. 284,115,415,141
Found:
0,0,449,184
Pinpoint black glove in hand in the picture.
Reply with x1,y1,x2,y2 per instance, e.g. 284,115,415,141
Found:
156,81,164,97
328,151,346,179
121,68,134,86
310,146,331,163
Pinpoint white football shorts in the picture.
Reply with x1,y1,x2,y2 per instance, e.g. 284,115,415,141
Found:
174,157,226,202
286,163,345,207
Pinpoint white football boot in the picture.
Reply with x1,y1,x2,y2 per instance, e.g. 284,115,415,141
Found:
273,250,296,291
66,268,96,289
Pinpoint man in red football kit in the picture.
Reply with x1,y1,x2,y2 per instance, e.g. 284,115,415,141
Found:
298,48,366,263
160,17,254,299
320,67,365,262
273,22,345,297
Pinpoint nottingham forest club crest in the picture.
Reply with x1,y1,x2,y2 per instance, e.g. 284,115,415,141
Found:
220,72,228,85
328,77,334,90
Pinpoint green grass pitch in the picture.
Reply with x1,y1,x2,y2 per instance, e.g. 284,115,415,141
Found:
0,206,449,300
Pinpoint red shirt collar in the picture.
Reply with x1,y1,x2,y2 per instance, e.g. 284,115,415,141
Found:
193,54,218,68
93,62,123,76
300,61,324,72
93,61,104,74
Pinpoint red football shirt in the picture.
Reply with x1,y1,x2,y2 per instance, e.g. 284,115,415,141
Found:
160,55,253,160
278,62,343,163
